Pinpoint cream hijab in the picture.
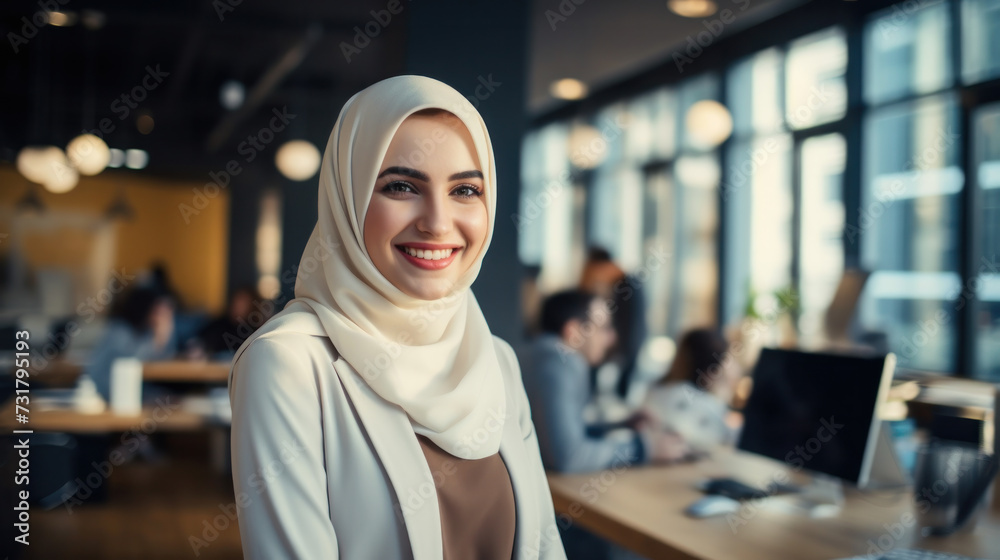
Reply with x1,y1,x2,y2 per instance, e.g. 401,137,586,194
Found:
286,75,505,460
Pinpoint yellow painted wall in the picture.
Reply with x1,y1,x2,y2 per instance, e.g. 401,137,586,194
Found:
0,165,229,314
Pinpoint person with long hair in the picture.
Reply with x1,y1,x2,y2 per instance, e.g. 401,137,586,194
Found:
228,76,566,559
641,328,743,452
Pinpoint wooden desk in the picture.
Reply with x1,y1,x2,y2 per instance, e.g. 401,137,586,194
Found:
142,360,230,383
0,399,216,433
547,448,1000,560
15,360,231,385
31,359,83,387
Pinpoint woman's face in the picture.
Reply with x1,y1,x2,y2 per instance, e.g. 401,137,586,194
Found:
364,112,489,301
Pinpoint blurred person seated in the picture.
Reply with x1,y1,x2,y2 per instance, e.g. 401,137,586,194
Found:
145,260,184,310
83,286,178,404
641,329,743,453
518,290,688,475
187,286,266,360
578,246,648,400
519,290,689,560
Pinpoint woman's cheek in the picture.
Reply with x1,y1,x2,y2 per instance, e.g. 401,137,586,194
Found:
463,204,489,249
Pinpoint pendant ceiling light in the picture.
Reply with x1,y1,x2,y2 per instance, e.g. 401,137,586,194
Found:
275,140,321,181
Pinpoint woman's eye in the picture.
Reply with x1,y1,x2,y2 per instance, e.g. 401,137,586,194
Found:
454,184,483,198
382,181,416,195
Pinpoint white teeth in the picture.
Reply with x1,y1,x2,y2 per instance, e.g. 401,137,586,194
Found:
401,246,454,261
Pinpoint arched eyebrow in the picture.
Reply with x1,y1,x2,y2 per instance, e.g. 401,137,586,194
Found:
448,170,484,181
378,166,428,181
377,166,483,182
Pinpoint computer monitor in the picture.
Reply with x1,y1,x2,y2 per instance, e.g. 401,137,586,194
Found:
737,348,897,488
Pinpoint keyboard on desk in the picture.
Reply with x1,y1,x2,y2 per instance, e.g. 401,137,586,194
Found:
701,477,798,501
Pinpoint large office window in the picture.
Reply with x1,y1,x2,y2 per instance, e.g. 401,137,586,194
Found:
519,123,578,292
724,48,791,325
724,28,848,343
520,78,719,338
973,103,1000,380
799,134,846,345
785,27,848,130
961,0,1000,84
864,0,952,106
860,3,962,373
860,95,962,373
585,78,721,338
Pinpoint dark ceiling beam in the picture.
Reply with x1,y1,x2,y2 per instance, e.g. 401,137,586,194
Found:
163,26,207,110
204,23,323,152
0,8,367,36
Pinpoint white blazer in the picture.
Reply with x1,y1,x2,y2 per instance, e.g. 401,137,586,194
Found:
228,303,568,560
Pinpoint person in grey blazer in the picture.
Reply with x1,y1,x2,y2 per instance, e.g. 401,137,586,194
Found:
519,290,688,560
519,290,688,474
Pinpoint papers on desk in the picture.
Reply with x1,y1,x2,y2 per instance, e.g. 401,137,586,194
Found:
31,388,78,410
179,387,231,424
32,384,107,414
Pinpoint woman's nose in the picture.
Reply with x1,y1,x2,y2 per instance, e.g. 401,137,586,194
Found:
416,192,453,237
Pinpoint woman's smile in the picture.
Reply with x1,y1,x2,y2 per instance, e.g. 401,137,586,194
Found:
394,243,463,270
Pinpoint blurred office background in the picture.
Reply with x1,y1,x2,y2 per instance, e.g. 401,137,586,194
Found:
0,0,998,558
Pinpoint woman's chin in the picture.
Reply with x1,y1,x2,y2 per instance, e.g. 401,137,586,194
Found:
393,278,442,301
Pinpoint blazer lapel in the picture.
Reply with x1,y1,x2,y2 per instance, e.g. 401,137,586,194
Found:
334,359,444,560
499,389,543,559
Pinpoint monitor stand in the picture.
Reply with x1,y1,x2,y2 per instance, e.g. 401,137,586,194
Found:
785,474,845,518
863,420,911,490
764,422,909,517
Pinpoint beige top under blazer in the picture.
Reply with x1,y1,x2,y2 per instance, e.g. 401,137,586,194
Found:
228,300,568,560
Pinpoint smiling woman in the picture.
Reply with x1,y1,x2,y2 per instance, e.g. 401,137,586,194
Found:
227,76,567,560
